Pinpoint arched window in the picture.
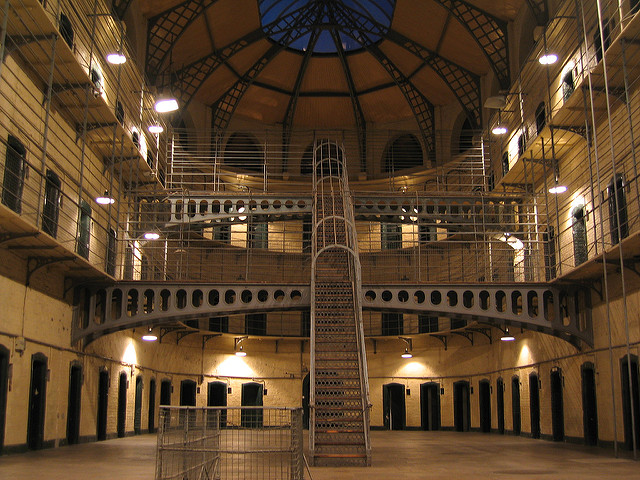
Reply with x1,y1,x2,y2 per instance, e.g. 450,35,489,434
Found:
535,102,546,135
383,134,423,173
224,133,263,173
458,118,474,153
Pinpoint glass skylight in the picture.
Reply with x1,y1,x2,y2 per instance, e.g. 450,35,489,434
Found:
259,0,396,53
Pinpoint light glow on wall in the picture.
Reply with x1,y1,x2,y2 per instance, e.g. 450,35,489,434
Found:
216,355,255,378
123,341,137,365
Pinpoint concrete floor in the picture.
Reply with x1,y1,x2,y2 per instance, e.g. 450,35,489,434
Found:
0,431,639,479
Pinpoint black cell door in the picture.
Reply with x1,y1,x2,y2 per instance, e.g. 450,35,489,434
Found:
420,382,440,431
581,363,598,446
550,368,564,441
621,355,640,450
42,170,61,237
66,364,82,445
117,372,127,438
160,380,172,405
479,380,491,433
148,378,156,434
511,376,521,435
496,378,505,434
0,346,9,453
208,381,228,428
529,373,541,439
180,380,197,406
302,374,310,429
27,354,48,450
134,377,143,434
453,381,470,432
241,382,263,428
2,135,26,213
383,383,406,430
97,370,109,441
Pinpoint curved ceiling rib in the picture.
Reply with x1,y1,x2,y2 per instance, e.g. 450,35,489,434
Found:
333,7,435,160
162,4,314,112
433,0,510,89
282,30,320,171
212,6,321,131
329,27,367,172
146,0,218,80
385,29,482,127
336,3,482,127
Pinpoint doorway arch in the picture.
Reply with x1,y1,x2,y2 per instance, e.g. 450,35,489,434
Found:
27,353,48,450
453,380,470,432
420,382,440,431
383,383,406,430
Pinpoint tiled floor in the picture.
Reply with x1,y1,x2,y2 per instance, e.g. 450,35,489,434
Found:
0,431,639,479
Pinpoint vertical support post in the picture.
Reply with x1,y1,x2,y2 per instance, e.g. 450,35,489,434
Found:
35,32,58,228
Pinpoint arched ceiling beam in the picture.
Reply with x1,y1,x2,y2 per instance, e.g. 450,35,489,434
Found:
335,4,482,128
432,0,510,89
212,7,321,131
161,4,315,112
385,29,482,127
282,29,320,171
329,27,367,172
333,8,435,161
146,0,219,81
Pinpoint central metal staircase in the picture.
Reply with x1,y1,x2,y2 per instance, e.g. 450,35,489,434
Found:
310,140,371,466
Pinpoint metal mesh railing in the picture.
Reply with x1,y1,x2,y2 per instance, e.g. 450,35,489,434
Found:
156,406,303,480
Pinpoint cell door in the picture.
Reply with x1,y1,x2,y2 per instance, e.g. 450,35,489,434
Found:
160,380,172,405
453,381,470,432
479,380,491,433
97,370,109,441
620,355,640,450
511,376,521,435
550,368,564,441
496,378,505,434
148,378,156,434
117,372,127,438
180,380,197,406
0,346,10,452
27,354,48,450
42,170,61,238
241,382,263,428
2,135,26,214
302,374,310,429
383,383,406,430
208,381,228,427
581,363,598,446
66,363,82,445
134,377,143,434
529,373,540,439
420,382,440,431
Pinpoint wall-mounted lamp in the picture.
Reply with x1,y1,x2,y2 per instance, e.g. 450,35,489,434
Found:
235,336,248,357
106,51,126,65
538,53,558,65
399,337,413,359
154,97,179,113
500,327,515,342
95,190,115,205
148,124,164,134
548,184,567,194
144,231,160,240
142,327,157,342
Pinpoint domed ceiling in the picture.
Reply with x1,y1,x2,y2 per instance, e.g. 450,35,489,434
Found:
139,0,530,152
